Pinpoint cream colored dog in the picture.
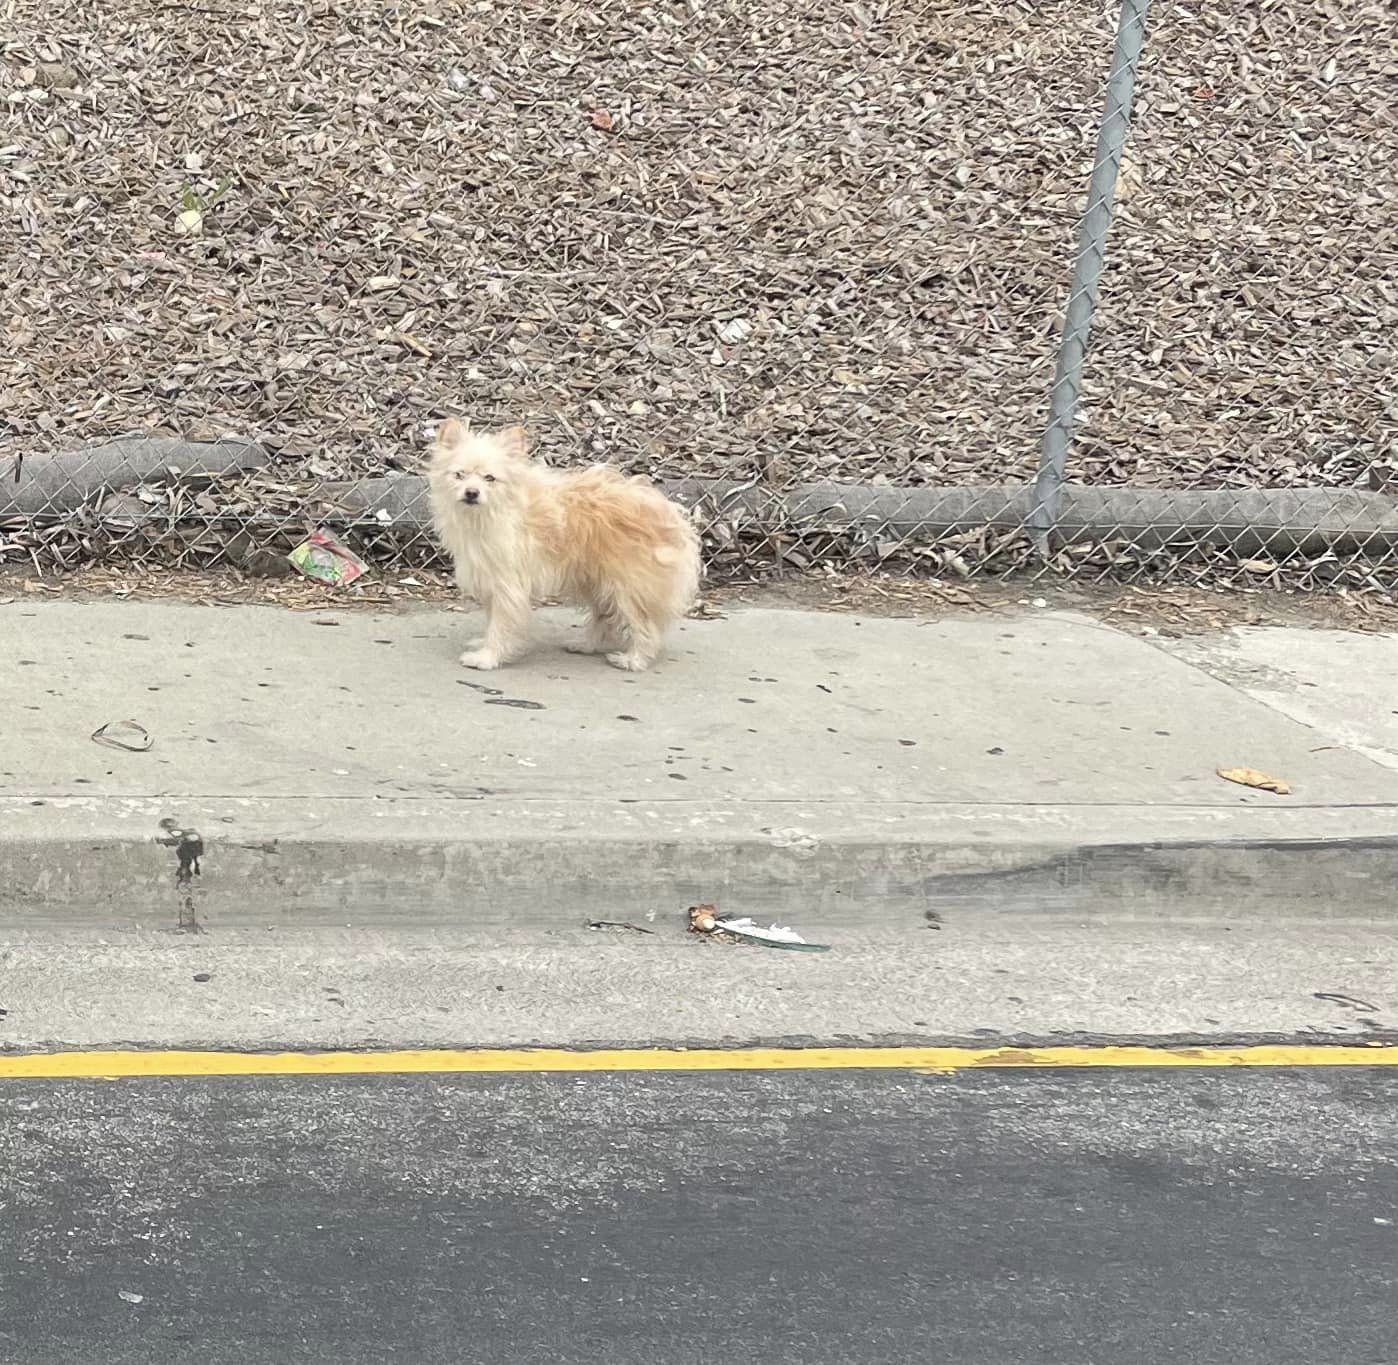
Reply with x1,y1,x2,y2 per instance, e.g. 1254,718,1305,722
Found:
428,420,701,671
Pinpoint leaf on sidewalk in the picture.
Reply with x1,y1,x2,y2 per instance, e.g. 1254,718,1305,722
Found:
1216,766,1290,795
91,719,152,752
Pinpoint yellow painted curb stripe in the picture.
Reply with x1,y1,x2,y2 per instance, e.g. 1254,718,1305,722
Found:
0,1044,1396,1079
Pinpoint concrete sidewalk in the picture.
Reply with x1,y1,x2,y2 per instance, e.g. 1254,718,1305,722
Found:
3,597,1397,931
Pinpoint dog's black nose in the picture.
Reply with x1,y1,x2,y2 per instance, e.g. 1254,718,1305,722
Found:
463,488,480,504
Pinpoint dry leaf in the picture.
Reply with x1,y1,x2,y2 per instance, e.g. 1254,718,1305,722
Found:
590,109,614,131
1217,766,1291,795
91,719,152,752
687,903,718,934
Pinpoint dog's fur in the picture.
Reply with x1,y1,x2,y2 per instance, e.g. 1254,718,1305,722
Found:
428,420,702,671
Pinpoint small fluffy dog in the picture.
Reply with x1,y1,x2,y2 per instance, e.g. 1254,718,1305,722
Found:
428,420,701,672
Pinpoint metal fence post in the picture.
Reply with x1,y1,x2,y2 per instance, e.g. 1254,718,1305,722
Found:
1031,0,1153,554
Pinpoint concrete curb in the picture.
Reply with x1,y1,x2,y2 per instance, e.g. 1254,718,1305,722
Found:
1,437,271,516
3,797,1396,932
8,436,1396,557
325,474,1398,558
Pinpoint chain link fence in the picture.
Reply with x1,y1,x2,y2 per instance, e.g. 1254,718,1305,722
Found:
1,0,1394,591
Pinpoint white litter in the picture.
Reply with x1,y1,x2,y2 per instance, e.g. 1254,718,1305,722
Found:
717,918,832,951
687,903,831,952
715,917,807,944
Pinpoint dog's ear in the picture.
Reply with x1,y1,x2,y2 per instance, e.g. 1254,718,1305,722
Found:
436,416,467,450
496,425,529,459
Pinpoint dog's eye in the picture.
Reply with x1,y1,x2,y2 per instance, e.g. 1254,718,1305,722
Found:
452,470,465,480
483,474,497,483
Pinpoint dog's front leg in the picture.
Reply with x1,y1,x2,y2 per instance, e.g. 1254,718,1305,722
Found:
460,585,531,670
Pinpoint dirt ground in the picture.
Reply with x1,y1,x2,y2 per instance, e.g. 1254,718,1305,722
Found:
2,1,1389,499
5,563,1395,637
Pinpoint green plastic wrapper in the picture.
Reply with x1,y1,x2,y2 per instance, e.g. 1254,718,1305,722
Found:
288,530,369,586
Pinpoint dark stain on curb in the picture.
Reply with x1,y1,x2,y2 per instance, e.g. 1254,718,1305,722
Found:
157,817,205,934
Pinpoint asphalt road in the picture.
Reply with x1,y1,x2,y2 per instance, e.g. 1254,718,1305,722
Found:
2,1065,1395,1365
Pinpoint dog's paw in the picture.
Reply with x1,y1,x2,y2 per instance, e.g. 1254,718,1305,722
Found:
459,649,503,671
605,650,650,672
